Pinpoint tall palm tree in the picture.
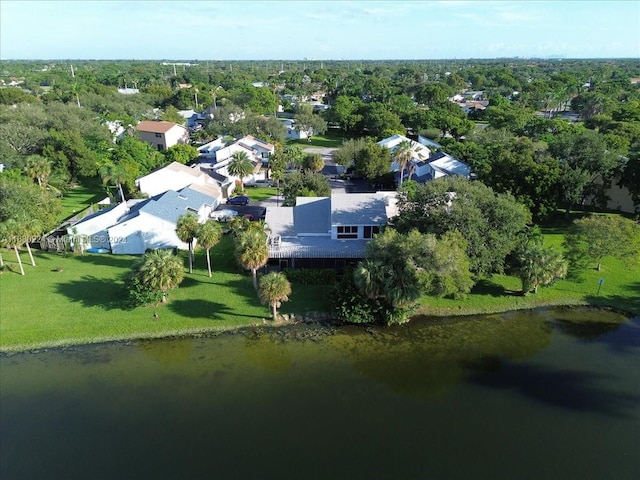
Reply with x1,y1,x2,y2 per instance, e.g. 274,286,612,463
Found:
132,249,185,303
258,272,292,321
227,151,255,192
393,140,413,188
0,219,25,275
176,213,200,274
196,220,222,277
99,160,127,204
518,244,568,295
24,155,52,189
235,229,269,291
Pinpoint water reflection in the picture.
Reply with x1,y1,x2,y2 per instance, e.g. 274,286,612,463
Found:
1,307,637,480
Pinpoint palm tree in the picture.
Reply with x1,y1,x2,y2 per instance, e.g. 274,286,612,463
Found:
0,219,25,275
24,155,52,189
132,249,185,303
196,220,222,277
518,244,568,295
227,151,255,192
393,140,413,188
235,229,269,290
258,272,292,321
176,213,200,274
98,160,127,204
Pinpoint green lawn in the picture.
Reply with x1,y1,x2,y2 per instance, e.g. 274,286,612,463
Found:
286,131,351,149
417,217,640,317
1,217,637,352
0,236,329,352
59,177,107,221
244,186,278,202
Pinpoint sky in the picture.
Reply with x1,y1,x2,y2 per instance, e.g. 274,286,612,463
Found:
1,0,639,60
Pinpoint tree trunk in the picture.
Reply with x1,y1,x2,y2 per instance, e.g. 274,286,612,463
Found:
271,302,278,321
252,268,258,291
206,249,212,277
161,293,167,303
25,242,36,267
0,252,4,267
188,243,193,274
533,285,538,294
597,261,601,271
117,182,126,204
14,247,24,276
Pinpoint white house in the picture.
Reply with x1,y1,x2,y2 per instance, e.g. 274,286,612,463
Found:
136,161,222,202
281,119,311,140
378,134,471,183
67,187,219,255
378,134,432,177
136,120,189,151
108,188,218,255
427,152,472,180
264,192,397,269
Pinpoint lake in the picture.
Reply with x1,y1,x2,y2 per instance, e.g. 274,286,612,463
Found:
1,307,638,480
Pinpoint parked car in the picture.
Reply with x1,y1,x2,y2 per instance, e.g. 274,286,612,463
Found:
227,195,250,205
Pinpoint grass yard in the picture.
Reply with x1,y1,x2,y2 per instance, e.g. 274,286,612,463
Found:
1,213,638,352
286,131,351,149
59,177,107,221
417,219,640,317
244,185,279,203
0,236,330,352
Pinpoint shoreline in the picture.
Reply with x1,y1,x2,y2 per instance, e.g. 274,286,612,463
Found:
2,300,637,356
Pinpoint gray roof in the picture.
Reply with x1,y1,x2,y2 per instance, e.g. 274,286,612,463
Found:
269,236,368,259
330,193,389,225
139,188,216,224
294,198,331,235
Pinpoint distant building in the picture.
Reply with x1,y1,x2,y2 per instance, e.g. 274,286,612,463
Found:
135,120,189,151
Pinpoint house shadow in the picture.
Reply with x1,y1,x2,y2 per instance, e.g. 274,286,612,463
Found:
467,359,639,417
55,275,128,310
71,253,138,269
168,299,264,321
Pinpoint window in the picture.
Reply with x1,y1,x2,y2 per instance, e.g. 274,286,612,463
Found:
154,133,162,138
337,226,358,239
363,226,380,239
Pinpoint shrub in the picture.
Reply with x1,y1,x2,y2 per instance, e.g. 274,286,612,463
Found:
284,268,337,285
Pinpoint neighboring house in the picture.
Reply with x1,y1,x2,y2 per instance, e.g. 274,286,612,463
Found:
426,152,471,180
68,187,220,254
282,119,310,140
104,120,126,142
417,135,443,150
378,134,432,176
378,134,471,183
108,187,217,254
264,192,397,270
136,161,222,201
177,109,197,127
197,137,227,160
215,135,275,163
67,202,131,251
136,120,189,151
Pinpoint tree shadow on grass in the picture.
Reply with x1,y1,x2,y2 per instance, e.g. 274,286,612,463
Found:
168,299,265,321
70,253,138,269
471,279,519,297
55,275,128,310
468,359,639,417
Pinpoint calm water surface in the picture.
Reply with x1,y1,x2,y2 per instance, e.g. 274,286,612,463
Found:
1,307,639,480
